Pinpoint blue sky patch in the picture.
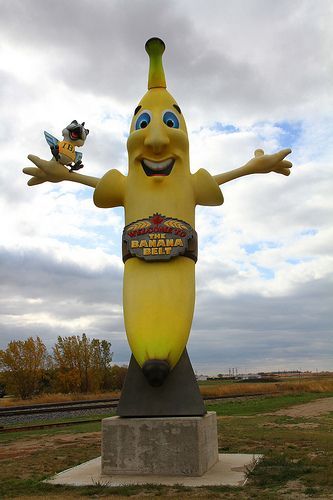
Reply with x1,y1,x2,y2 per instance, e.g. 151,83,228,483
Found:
212,122,240,134
286,257,301,265
57,235,97,250
242,241,280,255
275,121,302,148
286,256,313,265
76,189,93,200
300,228,318,236
242,243,261,254
58,231,121,256
254,264,275,280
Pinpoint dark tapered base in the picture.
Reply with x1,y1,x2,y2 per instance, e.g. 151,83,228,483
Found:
117,349,206,417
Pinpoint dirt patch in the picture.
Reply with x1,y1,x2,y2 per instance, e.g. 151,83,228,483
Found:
0,432,100,460
263,422,319,429
270,396,333,418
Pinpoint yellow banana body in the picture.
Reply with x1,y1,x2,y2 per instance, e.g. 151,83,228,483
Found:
123,257,195,369
93,39,223,381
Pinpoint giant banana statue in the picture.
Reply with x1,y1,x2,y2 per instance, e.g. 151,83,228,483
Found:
23,38,292,387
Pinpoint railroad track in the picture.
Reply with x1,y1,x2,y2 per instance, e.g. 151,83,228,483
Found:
0,392,274,418
0,397,120,413
0,392,277,433
0,398,119,417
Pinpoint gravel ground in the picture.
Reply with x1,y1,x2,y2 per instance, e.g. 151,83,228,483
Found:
0,406,115,426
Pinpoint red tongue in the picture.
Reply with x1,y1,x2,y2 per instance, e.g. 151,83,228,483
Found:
72,132,78,138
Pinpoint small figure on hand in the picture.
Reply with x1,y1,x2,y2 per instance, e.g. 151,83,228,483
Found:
44,120,89,172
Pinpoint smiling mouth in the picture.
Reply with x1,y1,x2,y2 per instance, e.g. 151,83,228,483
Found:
141,158,175,176
69,128,82,141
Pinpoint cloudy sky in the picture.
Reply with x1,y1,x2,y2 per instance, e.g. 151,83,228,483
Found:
0,0,332,375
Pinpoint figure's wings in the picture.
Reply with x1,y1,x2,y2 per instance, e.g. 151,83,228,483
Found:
75,151,82,163
44,131,59,148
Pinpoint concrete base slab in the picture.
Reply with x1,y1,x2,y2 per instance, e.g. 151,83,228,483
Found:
102,412,218,476
46,454,262,487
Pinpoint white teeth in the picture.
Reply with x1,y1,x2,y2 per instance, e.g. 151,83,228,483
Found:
143,158,173,170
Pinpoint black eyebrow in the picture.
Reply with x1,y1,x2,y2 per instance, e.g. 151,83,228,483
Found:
173,104,181,114
134,105,142,116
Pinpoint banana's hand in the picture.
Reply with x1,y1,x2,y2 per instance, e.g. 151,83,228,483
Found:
213,148,292,186
23,155,70,186
23,155,100,188
245,148,292,176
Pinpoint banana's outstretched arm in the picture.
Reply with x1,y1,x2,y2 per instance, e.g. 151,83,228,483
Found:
213,148,292,186
23,155,99,188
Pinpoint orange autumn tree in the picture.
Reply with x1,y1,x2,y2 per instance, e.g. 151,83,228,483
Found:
0,336,50,399
53,334,113,393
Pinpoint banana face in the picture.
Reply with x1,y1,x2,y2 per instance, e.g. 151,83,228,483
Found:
127,89,190,184
124,87,197,228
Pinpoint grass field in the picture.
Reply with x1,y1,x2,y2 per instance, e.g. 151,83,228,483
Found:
1,387,333,498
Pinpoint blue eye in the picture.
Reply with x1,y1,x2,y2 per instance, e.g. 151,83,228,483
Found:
163,111,179,129
135,111,151,130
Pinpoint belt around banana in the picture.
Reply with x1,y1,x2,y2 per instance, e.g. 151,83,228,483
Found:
122,213,198,263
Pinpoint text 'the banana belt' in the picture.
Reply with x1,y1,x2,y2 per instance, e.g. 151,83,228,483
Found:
122,213,198,263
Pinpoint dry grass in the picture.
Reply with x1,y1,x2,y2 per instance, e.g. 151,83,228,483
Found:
0,391,120,407
200,377,333,399
1,376,333,407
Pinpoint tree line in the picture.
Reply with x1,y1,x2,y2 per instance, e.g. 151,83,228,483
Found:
0,335,127,399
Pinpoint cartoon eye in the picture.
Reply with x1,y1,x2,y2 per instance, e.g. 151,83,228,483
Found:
162,110,179,129
135,111,151,130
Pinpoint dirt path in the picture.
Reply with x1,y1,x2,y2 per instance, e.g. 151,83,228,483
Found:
272,396,333,418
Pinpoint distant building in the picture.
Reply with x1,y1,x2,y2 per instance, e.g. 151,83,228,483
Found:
236,373,262,380
196,374,208,381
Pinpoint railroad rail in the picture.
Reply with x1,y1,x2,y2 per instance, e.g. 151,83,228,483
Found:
0,400,119,418
0,392,274,418
0,397,120,413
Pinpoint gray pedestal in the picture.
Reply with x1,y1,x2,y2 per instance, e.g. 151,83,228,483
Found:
102,412,218,477
117,349,205,417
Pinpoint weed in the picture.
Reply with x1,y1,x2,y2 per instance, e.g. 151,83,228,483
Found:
249,454,312,487
305,486,320,496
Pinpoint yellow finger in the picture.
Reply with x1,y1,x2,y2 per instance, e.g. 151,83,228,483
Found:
274,166,291,175
28,177,46,186
254,149,264,157
274,148,292,161
28,154,55,170
23,167,45,178
280,168,291,176
27,154,43,166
